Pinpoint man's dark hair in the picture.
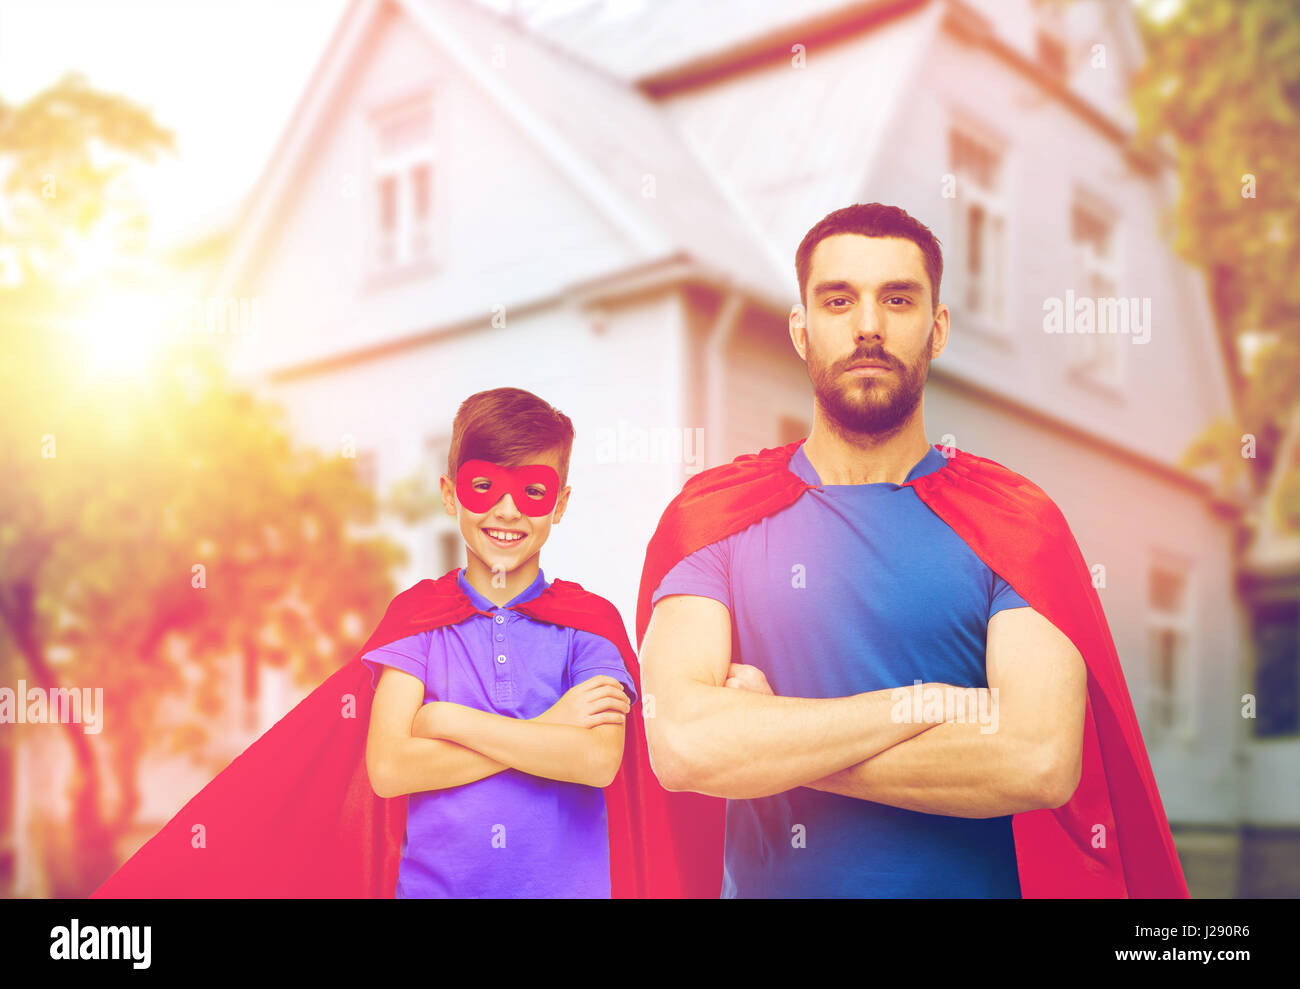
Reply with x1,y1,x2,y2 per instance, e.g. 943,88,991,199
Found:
795,203,943,311
448,387,575,489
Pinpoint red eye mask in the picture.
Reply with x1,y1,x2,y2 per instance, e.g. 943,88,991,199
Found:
455,460,560,517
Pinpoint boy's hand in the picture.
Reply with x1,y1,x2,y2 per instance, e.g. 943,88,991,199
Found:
534,675,630,728
724,663,773,695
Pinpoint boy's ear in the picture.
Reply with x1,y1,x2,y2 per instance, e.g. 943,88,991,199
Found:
551,484,572,524
439,473,459,517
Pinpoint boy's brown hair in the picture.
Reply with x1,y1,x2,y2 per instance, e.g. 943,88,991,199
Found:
448,387,576,489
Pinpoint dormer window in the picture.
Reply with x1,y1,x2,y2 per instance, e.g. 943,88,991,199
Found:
369,92,435,272
948,124,1006,331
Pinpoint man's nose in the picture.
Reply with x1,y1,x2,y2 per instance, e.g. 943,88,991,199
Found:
854,306,885,341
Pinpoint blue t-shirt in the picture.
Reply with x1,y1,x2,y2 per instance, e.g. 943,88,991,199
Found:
651,442,1030,898
363,568,636,898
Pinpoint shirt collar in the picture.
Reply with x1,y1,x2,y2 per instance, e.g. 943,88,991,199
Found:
456,567,549,611
791,441,946,488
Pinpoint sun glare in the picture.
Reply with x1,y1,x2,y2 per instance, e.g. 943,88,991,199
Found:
70,290,176,378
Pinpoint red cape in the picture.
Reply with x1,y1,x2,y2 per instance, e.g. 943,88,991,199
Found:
631,440,1189,898
91,569,663,898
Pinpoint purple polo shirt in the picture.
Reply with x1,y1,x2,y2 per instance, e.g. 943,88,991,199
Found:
361,568,636,898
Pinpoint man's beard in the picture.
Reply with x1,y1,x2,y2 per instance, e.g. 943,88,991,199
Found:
808,327,933,439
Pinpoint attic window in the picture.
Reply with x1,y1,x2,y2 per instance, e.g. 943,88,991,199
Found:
948,125,1005,329
369,93,435,271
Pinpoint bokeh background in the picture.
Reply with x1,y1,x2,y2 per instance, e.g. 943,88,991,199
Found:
2,0,1298,897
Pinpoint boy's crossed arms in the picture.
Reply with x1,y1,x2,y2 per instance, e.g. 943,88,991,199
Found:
366,671,630,797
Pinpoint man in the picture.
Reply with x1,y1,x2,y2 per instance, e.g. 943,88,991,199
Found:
634,202,1187,898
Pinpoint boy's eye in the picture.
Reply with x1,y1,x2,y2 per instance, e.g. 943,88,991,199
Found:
472,479,492,491
525,485,546,499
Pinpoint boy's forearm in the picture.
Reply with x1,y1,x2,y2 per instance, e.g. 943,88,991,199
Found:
804,719,1047,817
653,682,944,799
378,731,509,796
435,704,610,787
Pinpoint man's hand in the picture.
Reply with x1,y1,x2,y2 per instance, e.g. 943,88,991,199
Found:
723,663,773,695
533,674,630,728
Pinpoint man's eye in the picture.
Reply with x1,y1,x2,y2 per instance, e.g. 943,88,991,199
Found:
885,296,911,306
826,297,851,309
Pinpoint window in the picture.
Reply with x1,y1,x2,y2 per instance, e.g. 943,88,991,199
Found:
949,126,1006,331
369,93,435,272
1251,600,1300,738
439,529,463,575
1145,559,1194,741
425,433,460,576
1067,198,1125,388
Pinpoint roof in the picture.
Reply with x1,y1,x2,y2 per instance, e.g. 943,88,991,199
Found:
216,0,793,306
520,0,912,85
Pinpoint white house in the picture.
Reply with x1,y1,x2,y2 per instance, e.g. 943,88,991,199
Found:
11,0,1288,898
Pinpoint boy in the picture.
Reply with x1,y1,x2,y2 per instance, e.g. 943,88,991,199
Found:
362,387,637,898
92,386,656,899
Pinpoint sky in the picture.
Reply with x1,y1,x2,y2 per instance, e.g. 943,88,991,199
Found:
0,0,352,247
0,0,651,249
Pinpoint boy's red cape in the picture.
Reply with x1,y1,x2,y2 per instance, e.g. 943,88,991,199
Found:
626,440,1189,898
92,569,660,898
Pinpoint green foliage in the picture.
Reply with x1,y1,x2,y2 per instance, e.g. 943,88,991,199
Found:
1133,0,1300,510
0,73,432,878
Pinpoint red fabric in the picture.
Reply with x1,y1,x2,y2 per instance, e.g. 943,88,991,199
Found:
92,569,667,898
632,440,1189,898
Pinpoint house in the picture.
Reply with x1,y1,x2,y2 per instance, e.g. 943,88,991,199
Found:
17,0,1285,898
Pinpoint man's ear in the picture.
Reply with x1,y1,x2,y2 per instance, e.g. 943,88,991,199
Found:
789,303,809,361
930,302,950,359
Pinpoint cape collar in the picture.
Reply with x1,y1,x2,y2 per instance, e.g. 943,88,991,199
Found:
789,440,949,489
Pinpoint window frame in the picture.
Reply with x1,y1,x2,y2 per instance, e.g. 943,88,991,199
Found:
1144,549,1198,745
947,118,1011,343
365,90,438,284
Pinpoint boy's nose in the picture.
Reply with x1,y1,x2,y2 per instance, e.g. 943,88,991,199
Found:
492,493,522,518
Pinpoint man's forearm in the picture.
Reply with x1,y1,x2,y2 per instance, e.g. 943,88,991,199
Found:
804,718,1054,817
652,683,946,799
435,704,612,787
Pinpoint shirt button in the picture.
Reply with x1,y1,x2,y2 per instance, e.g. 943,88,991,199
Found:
496,654,507,664
494,614,504,624
495,633,504,642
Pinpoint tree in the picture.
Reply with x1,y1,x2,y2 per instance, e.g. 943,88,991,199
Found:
1132,0,1300,518
1,73,422,895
